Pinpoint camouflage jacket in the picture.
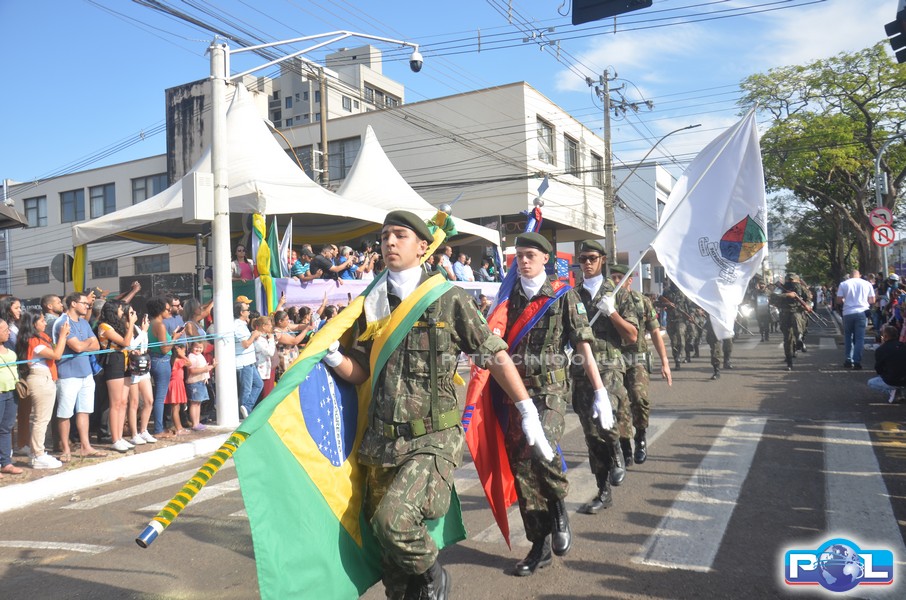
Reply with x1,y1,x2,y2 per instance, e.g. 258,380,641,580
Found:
770,281,812,314
572,278,638,373
658,287,694,322
621,290,660,354
506,277,595,388
352,273,507,467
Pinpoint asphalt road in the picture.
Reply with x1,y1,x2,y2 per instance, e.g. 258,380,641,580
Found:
1,306,903,599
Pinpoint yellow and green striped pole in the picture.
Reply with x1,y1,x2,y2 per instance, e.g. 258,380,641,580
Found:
135,431,248,548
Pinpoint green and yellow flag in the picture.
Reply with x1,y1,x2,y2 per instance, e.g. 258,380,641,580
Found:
233,271,465,600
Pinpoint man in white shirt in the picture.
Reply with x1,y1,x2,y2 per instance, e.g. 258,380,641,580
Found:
233,301,262,418
836,269,876,369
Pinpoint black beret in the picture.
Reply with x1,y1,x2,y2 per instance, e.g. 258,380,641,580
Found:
383,210,433,243
579,240,606,255
514,232,552,254
785,272,798,281
610,264,629,275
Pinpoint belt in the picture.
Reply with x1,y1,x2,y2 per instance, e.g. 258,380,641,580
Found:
622,352,648,366
522,367,568,389
377,408,460,440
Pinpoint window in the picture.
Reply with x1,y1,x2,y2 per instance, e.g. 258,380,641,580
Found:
132,173,168,204
342,96,352,111
60,189,85,223
354,99,360,109
364,87,374,103
314,90,321,103
89,183,116,218
285,96,293,109
273,90,280,100
286,119,294,128
591,153,603,188
295,115,301,123
295,93,300,101
303,91,309,101
24,196,47,228
134,253,169,274
315,113,321,122
564,136,580,177
328,136,362,181
272,109,282,122
537,118,555,164
288,144,315,179
26,267,50,285
91,258,118,279
385,96,398,108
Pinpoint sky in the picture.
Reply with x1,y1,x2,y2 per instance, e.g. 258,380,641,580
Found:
0,0,894,192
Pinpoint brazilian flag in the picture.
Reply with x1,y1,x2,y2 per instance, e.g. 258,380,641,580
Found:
233,275,465,600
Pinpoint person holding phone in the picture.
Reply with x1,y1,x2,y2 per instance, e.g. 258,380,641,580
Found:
147,298,185,436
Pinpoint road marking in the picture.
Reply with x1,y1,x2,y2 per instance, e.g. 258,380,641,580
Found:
63,464,235,510
818,336,835,350
634,415,766,572
0,540,113,554
139,477,242,513
825,423,906,580
472,414,678,548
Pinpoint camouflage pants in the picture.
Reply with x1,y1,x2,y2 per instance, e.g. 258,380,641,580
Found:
623,363,650,431
668,320,692,362
365,453,456,598
572,371,625,473
705,328,733,368
780,311,806,359
504,384,568,543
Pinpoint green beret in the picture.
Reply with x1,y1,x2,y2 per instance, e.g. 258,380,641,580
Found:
383,210,433,243
579,240,606,255
514,232,552,254
610,264,629,275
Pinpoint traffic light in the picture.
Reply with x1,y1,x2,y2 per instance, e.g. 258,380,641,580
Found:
572,0,653,26
884,9,906,64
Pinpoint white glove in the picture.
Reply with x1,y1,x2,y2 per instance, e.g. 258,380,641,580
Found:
596,293,617,317
592,388,614,430
514,399,555,462
323,340,344,368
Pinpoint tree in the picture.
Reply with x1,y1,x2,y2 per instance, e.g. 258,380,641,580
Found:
739,43,906,276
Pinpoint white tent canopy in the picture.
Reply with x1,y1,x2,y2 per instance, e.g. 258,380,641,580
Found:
72,85,387,247
336,125,501,248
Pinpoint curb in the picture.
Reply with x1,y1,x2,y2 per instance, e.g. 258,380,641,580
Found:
0,431,231,515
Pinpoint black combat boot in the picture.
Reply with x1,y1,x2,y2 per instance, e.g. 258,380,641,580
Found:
723,360,733,369
579,472,613,514
620,438,634,469
404,561,451,600
549,498,571,556
514,536,552,576
786,357,793,371
634,429,647,464
684,351,692,363
710,366,720,380
610,440,626,486
693,346,700,358
674,359,681,370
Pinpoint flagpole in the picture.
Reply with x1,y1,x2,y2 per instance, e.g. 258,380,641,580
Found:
590,110,757,323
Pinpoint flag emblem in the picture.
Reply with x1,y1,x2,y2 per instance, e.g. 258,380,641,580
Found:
718,215,767,263
300,363,358,467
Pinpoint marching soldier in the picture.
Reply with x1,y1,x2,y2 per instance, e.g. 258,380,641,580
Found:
611,264,672,465
770,272,813,371
501,233,613,575
658,281,695,370
571,244,638,514
705,313,734,380
747,275,772,342
325,211,543,599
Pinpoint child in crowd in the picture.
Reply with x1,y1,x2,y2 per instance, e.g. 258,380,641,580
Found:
252,316,276,401
185,341,215,431
165,344,189,434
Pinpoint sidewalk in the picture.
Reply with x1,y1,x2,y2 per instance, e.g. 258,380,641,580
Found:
0,426,232,515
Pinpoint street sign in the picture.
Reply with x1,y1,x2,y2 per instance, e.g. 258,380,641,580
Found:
869,206,893,228
872,224,896,247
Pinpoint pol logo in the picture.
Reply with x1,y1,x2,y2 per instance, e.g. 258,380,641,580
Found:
784,538,894,592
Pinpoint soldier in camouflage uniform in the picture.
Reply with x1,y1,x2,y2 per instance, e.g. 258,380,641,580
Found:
571,245,638,515
326,211,540,600
658,281,696,370
611,265,672,466
769,272,812,371
705,314,734,380
503,233,611,576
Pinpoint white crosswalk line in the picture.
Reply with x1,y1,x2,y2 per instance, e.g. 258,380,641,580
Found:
471,415,677,548
818,336,835,350
63,464,235,510
138,477,242,513
824,423,906,597
634,416,766,572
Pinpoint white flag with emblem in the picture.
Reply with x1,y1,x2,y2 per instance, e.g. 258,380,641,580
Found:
651,110,767,340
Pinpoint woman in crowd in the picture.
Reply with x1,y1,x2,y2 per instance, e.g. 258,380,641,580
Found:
0,296,21,351
96,301,136,453
252,316,276,400
147,298,185,436
181,298,213,353
127,310,156,445
15,308,69,468
272,310,311,383
231,244,256,282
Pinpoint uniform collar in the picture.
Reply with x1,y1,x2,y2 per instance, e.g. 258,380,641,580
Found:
387,265,425,300
520,271,549,299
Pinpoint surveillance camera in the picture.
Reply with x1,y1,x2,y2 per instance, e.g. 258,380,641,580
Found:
409,49,423,73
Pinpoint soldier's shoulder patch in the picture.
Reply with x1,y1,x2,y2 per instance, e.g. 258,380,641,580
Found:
576,303,587,315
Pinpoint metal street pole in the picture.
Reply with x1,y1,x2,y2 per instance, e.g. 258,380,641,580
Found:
602,70,616,266
874,135,903,276
209,41,240,428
